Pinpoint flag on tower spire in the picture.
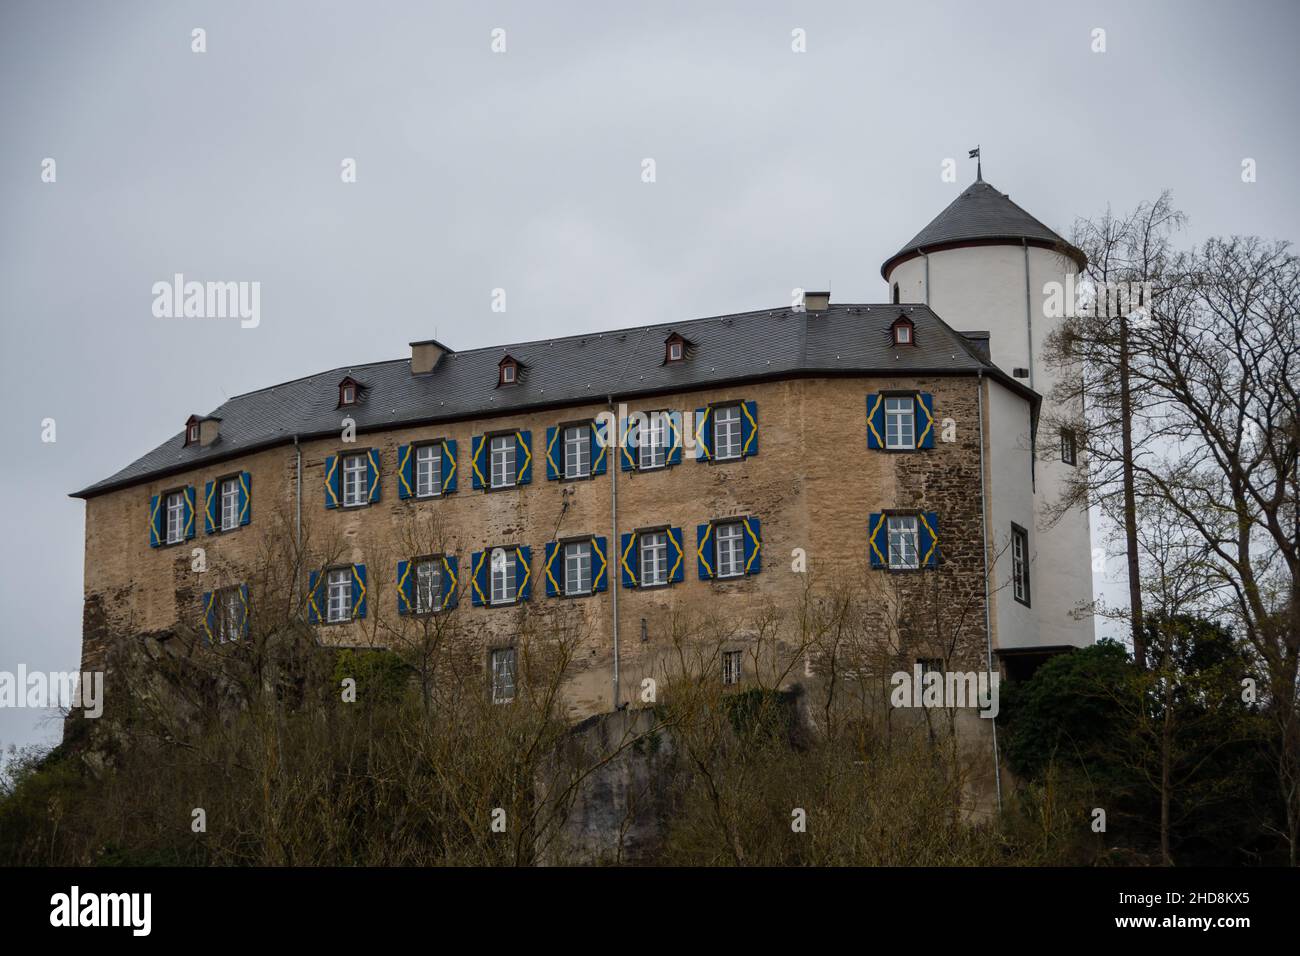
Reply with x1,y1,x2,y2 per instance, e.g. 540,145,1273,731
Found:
968,146,982,181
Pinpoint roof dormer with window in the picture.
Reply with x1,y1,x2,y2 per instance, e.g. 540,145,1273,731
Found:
337,376,363,408
497,354,523,387
891,315,915,347
663,332,691,365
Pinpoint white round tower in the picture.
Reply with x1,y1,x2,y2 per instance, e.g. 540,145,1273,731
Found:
882,174,1094,654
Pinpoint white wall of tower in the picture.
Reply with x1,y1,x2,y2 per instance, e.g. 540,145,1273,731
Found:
887,244,1094,650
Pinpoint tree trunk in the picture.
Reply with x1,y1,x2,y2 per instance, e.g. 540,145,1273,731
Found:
1118,311,1147,669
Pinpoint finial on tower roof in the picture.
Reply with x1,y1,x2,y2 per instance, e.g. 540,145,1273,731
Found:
968,146,982,182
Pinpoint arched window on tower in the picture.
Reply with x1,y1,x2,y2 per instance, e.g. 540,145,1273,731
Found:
892,283,900,304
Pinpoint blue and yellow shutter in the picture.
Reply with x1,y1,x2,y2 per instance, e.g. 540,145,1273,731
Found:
201,590,216,645
866,395,886,450
441,439,457,493
366,449,381,502
918,512,940,567
204,480,217,534
181,486,196,540
740,400,759,457
667,526,685,582
515,431,532,484
440,555,458,609
545,427,561,481
741,516,762,574
238,472,252,525
620,416,636,471
470,550,488,606
324,455,341,508
396,559,415,614
916,393,935,449
867,513,887,568
696,523,715,579
619,532,639,588
666,412,683,466
470,435,487,490
694,407,712,461
306,570,323,623
543,541,561,597
590,421,607,475
351,563,368,618
397,445,414,499
148,494,163,547
238,584,250,639
515,545,532,599
591,536,608,592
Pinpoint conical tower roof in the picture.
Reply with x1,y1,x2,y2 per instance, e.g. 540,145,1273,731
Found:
881,177,1085,278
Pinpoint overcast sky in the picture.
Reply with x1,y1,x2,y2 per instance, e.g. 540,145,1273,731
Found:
2,0,1298,756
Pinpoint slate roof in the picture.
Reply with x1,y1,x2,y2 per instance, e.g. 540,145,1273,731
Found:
71,303,1036,498
881,178,1085,278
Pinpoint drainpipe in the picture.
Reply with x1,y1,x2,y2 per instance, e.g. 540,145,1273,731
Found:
607,395,620,709
293,435,302,606
1022,239,1034,389
976,370,1003,814
918,248,930,306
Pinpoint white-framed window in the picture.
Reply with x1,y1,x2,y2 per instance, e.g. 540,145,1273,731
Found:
416,444,442,497
220,477,239,531
887,515,919,570
714,405,742,461
722,650,742,686
564,426,590,479
165,491,184,544
716,521,745,578
218,586,242,644
415,559,442,613
668,341,683,361
1060,428,1077,466
187,424,200,444
490,548,517,605
885,397,915,450
640,531,668,587
638,413,668,469
342,453,368,506
490,435,516,489
341,384,356,405
1011,524,1031,606
327,568,352,623
894,323,912,345
491,648,516,704
500,364,516,385
564,541,592,595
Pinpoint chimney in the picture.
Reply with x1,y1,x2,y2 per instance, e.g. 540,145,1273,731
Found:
804,290,830,312
410,338,451,375
199,418,222,445
186,414,222,447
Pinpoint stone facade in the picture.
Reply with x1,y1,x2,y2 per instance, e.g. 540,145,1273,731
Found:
78,372,1023,719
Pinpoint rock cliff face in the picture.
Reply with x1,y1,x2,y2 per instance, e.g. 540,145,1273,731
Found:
64,625,327,776
538,707,679,865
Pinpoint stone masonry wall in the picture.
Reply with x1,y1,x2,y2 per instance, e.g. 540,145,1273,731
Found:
79,374,1005,719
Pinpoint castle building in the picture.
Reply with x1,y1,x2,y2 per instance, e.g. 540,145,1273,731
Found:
72,177,1093,714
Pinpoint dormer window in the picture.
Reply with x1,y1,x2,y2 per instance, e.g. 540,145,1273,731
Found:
891,316,915,347
663,332,690,365
497,355,522,387
186,423,200,445
337,376,363,408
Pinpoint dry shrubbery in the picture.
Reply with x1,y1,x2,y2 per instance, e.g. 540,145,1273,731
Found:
1,507,1100,866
